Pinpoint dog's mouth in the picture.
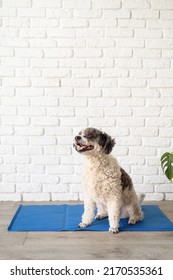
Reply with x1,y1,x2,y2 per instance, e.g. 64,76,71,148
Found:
74,142,94,153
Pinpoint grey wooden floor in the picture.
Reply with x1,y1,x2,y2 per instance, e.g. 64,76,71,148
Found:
0,201,173,260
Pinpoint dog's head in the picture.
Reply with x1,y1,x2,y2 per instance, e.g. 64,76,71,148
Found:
73,127,115,155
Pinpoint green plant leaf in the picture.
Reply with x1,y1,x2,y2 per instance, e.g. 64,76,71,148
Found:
161,152,173,181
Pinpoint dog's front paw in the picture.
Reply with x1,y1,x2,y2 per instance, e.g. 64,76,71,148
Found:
109,227,119,234
78,222,88,228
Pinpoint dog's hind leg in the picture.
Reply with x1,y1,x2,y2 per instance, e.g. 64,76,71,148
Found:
123,188,144,225
95,203,108,220
126,201,144,225
78,199,96,228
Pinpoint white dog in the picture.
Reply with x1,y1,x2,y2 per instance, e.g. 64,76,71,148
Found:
73,127,145,234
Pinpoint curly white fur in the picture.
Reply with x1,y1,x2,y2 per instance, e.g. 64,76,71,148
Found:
74,128,144,234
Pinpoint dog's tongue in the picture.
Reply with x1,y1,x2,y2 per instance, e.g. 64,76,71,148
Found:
76,143,93,151
77,145,85,151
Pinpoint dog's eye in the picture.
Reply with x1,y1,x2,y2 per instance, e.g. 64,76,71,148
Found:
84,134,93,139
84,135,91,139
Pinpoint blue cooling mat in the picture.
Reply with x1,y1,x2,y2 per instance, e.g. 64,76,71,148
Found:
8,204,173,232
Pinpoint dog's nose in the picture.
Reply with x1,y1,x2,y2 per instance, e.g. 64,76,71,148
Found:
75,136,81,141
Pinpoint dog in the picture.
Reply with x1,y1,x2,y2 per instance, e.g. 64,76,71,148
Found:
73,127,145,234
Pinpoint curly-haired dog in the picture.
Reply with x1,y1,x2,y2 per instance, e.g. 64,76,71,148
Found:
73,127,145,234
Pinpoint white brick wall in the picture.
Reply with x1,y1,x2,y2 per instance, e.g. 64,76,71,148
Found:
0,0,173,201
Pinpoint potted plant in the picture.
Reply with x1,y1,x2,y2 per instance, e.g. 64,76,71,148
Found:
161,152,173,181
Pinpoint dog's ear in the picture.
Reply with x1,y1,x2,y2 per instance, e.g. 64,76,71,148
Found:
99,133,115,154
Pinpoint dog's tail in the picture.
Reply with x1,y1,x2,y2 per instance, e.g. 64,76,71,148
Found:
138,193,145,204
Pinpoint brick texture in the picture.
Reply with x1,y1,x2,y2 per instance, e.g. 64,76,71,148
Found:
0,0,173,201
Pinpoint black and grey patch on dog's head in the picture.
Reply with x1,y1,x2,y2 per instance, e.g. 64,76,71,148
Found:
80,127,102,141
75,127,115,155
